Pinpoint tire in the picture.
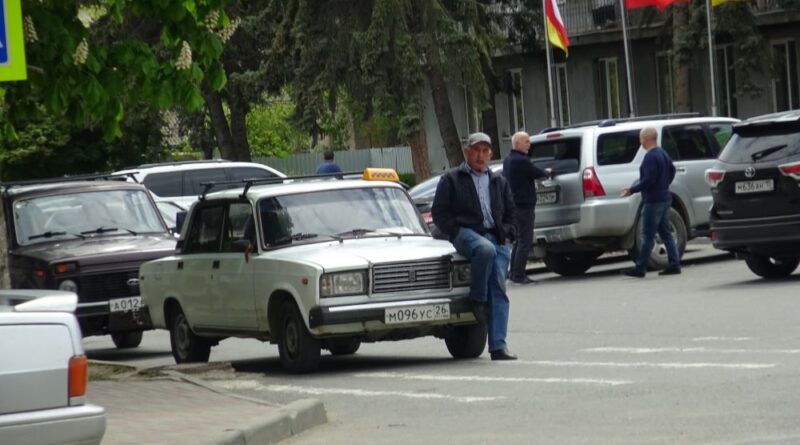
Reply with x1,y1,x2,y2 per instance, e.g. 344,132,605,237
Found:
169,308,211,363
543,252,599,276
111,330,143,349
445,323,487,359
277,300,321,373
629,207,687,271
326,337,361,356
744,255,800,278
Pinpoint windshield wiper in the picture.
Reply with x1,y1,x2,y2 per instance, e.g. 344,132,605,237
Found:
751,144,788,161
80,226,122,235
291,232,319,240
28,231,85,240
337,228,376,238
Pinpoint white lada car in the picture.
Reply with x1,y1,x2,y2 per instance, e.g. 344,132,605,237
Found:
139,169,483,373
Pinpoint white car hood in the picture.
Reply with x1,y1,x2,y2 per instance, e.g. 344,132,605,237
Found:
265,236,460,271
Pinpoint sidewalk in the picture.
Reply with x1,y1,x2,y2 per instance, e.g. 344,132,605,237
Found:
87,362,326,445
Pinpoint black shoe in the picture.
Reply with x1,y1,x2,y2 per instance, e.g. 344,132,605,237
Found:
658,266,682,276
490,348,518,361
471,302,487,324
509,277,537,285
621,267,645,278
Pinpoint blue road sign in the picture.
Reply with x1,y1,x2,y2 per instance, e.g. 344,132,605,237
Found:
0,0,9,65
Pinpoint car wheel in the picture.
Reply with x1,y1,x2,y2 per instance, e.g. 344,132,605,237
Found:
169,308,211,363
543,252,599,276
325,337,361,356
111,330,143,349
277,300,321,373
629,207,687,271
744,255,800,278
445,323,487,359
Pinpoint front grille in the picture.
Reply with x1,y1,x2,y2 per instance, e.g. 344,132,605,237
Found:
372,260,451,293
78,270,139,303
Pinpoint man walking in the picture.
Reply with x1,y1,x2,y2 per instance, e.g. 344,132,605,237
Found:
432,132,518,360
316,151,342,174
503,131,550,285
621,127,681,278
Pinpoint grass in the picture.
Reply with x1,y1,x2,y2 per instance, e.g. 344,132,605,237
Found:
88,362,138,381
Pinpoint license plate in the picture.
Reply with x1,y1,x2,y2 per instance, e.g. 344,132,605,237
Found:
109,296,143,313
735,179,774,194
537,191,558,204
384,303,450,324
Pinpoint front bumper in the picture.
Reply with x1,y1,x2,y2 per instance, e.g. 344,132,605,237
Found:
308,296,475,330
711,213,800,253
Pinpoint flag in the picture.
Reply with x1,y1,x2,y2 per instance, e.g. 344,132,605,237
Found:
625,0,690,10
545,0,569,55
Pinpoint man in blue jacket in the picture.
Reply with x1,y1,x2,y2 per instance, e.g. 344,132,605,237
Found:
432,132,518,360
316,151,343,174
621,127,681,278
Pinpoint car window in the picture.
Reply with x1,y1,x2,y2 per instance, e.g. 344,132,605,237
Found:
183,169,229,196
227,167,277,181
709,123,733,153
408,175,441,200
596,130,640,165
529,137,581,173
663,125,715,160
183,205,225,253
221,202,256,252
144,172,183,198
719,129,800,164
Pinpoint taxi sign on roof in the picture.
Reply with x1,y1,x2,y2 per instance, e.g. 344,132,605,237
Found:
0,0,27,81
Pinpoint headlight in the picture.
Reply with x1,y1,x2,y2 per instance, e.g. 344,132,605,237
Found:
320,271,367,297
452,262,471,286
58,279,78,293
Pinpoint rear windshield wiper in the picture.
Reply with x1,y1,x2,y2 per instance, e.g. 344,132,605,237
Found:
751,144,788,161
28,231,86,240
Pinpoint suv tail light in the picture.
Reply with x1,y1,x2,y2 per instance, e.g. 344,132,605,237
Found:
705,169,726,187
778,161,800,180
69,355,88,401
582,167,606,198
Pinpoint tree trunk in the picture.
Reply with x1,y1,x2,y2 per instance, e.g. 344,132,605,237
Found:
203,90,236,159
228,99,252,162
426,66,464,168
672,3,691,113
408,127,432,183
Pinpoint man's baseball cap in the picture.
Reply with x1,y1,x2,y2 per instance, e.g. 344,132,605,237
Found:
467,132,492,147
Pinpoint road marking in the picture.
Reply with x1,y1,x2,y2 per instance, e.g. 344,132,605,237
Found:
692,337,753,342
214,380,501,403
509,360,774,369
355,372,632,386
584,347,800,354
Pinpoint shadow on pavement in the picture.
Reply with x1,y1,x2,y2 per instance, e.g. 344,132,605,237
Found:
87,348,173,361
232,354,463,377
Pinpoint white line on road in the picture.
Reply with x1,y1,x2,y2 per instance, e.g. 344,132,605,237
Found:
584,347,800,354
355,372,632,386
213,380,501,403
509,360,774,369
692,337,753,342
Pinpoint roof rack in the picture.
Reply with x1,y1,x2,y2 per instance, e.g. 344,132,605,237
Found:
561,112,703,130
198,171,363,201
135,159,230,169
0,172,136,191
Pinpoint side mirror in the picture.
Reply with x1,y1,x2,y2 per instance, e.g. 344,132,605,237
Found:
232,239,255,262
175,211,187,234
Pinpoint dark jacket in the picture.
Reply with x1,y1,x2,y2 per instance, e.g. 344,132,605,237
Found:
502,150,549,209
630,146,675,203
431,163,517,243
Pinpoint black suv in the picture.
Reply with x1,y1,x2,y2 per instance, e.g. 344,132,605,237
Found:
2,176,177,346
707,110,800,278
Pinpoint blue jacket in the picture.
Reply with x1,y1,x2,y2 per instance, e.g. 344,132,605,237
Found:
502,150,549,209
630,147,675,203
316,161,342,174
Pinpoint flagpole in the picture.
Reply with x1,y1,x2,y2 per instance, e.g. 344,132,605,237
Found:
619,0,637,117
543,0,558,128
705,0,718,116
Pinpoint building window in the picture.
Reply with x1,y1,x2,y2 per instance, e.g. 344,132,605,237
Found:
716,45,738,117
772,40,799,112
598,57,621,119
656,52,674,114
508,69,526,132
555,63,571,126
462,87,482,136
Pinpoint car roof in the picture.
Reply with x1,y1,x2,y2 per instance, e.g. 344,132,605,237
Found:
114,160,286,177
736,110,800,126
2,179,147,199
531,116,739,140
205,178,405,201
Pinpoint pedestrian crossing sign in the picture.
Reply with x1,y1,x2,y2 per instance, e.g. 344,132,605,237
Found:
0,0,27,81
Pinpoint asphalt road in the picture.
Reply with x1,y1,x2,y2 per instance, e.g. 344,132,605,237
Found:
85,243,800,444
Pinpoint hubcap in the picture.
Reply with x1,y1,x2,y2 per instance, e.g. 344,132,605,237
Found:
285,320,299,358
176,316,190,356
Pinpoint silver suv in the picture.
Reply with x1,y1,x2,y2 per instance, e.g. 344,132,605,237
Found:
528,114,738,275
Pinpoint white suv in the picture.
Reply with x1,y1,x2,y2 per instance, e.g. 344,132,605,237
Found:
528,114,738,275
114,160,286,209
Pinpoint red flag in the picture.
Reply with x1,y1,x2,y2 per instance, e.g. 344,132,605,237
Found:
626,0,689,10
545,0,569,55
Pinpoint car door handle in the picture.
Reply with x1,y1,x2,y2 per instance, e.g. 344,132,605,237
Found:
177,261,183,270
212,260,220,269
676,167,687,173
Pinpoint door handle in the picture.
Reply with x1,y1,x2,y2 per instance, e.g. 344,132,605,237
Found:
212,260,220,269
177,261,183,270
676,167,687,173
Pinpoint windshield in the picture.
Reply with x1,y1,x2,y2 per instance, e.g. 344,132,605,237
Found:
258,187,427,247
719,132,800,164
14,189,167,246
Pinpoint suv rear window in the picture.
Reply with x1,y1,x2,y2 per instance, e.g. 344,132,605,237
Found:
144,173,182,197
183,169,228,196
597,130,640,165
719,125,800,164
530,137,581,173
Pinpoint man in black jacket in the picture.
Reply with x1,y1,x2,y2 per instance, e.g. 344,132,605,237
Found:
432,132,518,361
503,131,550,285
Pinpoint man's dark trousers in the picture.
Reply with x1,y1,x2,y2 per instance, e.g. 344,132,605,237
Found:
509,208,535,282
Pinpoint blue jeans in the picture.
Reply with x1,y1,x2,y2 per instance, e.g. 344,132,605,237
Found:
452,228,512,352
635,200,680,272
